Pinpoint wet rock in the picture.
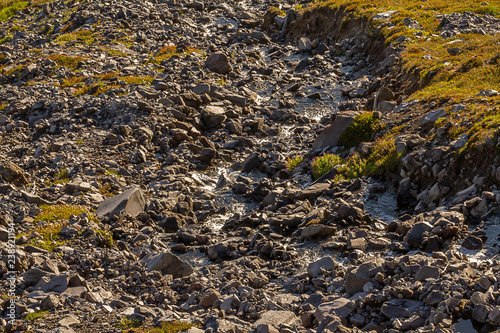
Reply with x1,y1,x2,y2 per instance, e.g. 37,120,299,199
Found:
94,187,146,218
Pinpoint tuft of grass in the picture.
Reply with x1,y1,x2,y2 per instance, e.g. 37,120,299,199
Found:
95,229,113,248
149,45,200,64
0,34,12,44
339,112,384,148
60,76,85,87
311,153,343,179
0,1,29,21
55,30,95,46
269,6,286,16
34,204,98,223
118,320,200,333
48,54,87,70
3,63,27,77
45,167,69,186
26,311,48,321
285,155,304,171
120,76,154,85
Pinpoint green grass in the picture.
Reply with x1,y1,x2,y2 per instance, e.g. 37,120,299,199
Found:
34,204,97,223
26,311,48,320
286,155,304,171
96,229,113,248
311,153,343,179
55,30,95,46
45,167,70,186
118,319,198,333
48,54,87,70
339,112,384,148
269,6,286,17
149,45,201,64
0,1,29,21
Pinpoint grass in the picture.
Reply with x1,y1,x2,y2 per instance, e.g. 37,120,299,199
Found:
26,311,48,321
55,30,95,46
34,204,97,223
0,34,11,44
48,54,87,70
149,45,201,64
286,155,304,171
118,320,199,333
339,112,384,148
3,63,26,77
311,153,343,179
269,6,286,17
0,1,28,21
19,222,66,251
95,229,113,248
44,167,70,186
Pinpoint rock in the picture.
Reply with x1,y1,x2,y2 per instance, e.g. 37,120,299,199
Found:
202,106,226,128
94,187,146,218
447,47,462,56
415,265,440,281
377,101,397,113
35,274,68,293
404,222,433,248
419,109,446,129
312,111,362,149
301,224,336,238
200,289,220,308
241,153,260,173
205,53,232,74
41,294,60,310
307,257,336,278
315,298,355,321
476,89,499,97
0,161,29,186
142,252,193,278
344,258,384,294
380,299,424,318
58,315,80,327
374,86,395,110
462,235,483,250
298,37,312,52
288,182,330,201
254,310,296,327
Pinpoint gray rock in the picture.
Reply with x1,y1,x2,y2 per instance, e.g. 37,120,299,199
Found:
94,187,146,218
202,106,226,128
419,109,446,129
344,258,384,294
380,299,424,318
312,111,362,149
142,252,193,278
41,294,60,310
315,298,355,321
301,224,336,238
298,37,312,52
404,222,433,247
307,257,336,278
254,310,296,327
205,53,232,74
415,265,440,281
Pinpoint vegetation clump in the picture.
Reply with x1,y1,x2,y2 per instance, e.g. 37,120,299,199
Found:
285,155,304,171
34,204,97,223
118,319,199,333
311,153,343,179
339,112,384,148
26,311,48,321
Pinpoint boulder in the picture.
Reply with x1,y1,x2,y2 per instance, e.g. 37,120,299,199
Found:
374,86,395,110
94,187,146,218
142,252,193,278
307,257,336,277
312,111,362,149
254,310,296,327
315,298,355,321
380,299,424,319
0,161,29,186
202,106,226,128
205,53,232,74
419,109,446,129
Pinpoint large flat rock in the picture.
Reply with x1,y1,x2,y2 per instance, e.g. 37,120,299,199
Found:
94,187,146,218
312,111,362,149
142,252,193,278
254,310,296,327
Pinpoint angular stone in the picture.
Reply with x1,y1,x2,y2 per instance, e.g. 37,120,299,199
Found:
200,288,220,308
307,257,336,278
415,265,440,281
94,187,146,218
419,109,446,129
312,111,362,149
315,298,355,321
301,224,336,239
404,222,433,248
202,106,226,128
0,161,29,186
380,299,424,319
205,53,232,74
254,310,296,327
41,294,60,310
142,252,193,278
344,258,384,294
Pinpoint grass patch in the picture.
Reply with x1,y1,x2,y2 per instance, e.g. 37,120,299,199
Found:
0,34,11,44
269,6,286,17
286,155,304,171
26,310,48,321
311,153,343,179
55,30,95,46
34,204,97,223
339,112,384,148
149,45,200,64
45,167,70,186
0,1,29,21
48,54,86,70
118,320,199,333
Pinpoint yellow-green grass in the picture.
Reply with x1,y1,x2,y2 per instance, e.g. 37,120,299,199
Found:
17,222,66,251
0,0,56,21
34,204,97,223
55,29,95,46
48,54,87,70
118,319,199,333
285,155,304,171
25,310,48,321
44,167,70,186
150,45,201,64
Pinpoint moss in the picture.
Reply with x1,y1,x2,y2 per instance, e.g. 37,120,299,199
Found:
0,1,29,21
48,54,87,70
149,45,201,64
269,6,286,17
45,167,69,186
25,311,48,321
95,229,113,248
118,320,200,333
56,30,95,46
339,112,384,148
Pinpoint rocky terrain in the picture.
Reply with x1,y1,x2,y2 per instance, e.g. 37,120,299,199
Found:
0,0,499,332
